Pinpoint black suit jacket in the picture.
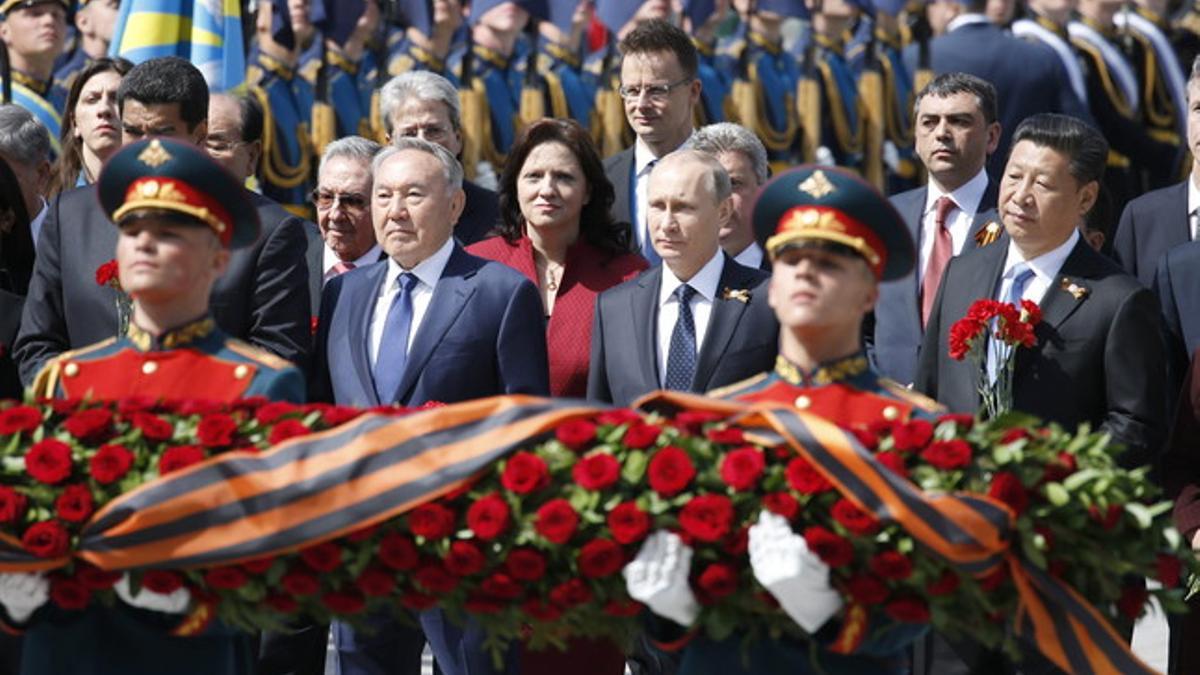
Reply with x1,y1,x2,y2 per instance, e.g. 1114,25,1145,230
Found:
1154,240,1200,398
1113,180,1189,288
587,256,779,407
303,221,324,318
915,237,1165,469
603,147,635,230
868,183,1000,385
14,186,313,383
455,179,500,246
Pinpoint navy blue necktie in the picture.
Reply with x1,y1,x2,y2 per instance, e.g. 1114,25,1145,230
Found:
373,272,418,402
664,284,698,390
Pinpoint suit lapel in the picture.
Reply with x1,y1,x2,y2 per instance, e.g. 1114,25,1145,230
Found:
609,150,634,225
902,188,926,304
1168,181,1190,241
350,264,388,406
694,257,753,390
629,267,662,392
1036,240,1093,330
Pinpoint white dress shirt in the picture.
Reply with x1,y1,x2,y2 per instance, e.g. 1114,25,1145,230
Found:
633,133,693,254
368,237,454,367
918,170,989,284
1188,173,1200,241
732,242,765,270
997,228,1080,305
657,251,724,386
322,243,382,283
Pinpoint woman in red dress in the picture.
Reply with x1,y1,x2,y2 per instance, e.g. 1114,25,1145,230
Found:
468,118,647,398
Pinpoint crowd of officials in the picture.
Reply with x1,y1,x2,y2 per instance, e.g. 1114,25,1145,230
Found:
3,0,1200,673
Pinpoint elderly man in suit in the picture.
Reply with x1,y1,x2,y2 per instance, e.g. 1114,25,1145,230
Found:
14,56,311,382
691,122,770,271
588,148,777,408
868,73,1001,386
311,137,548,675
604,19,701,265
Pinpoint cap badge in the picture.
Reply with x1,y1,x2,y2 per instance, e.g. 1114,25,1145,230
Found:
798,170,836,199
137,139,172,168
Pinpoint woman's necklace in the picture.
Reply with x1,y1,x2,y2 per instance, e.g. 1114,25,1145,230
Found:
544,260,563,292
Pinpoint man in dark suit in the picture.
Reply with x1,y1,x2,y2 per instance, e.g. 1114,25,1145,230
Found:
691,122,770,271
379,70,498,245
312,138,547,675
603,19,702,264
869,73,1002,385
588,149,777,408
1113,55,1200,288
1154,241,1200,400
13,56,311,384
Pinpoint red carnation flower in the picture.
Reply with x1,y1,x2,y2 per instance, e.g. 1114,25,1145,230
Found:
55,484,94,523
130,412,174,441
268,419,311,445
920,440,972,470
926,569,960,596
719,446,765,491
647,446,696,496
281,568,320,596
355,568,396,597
0,486,27,524
523,597,563,621
608,501,651,544
549,579,592,607
481,572,522,600
300,542,343,573
196,414,239,447
205,566,249,590
50,576,91,611
444,540,486,577
869,550,914,580
408,503,457,540
241,557,276,574
26,439,74,485
158,445,206,476
466,494,510,540
696,562,738,602
141,570,184,594
22,520,68,558
786,456,832,494
95,259,118,286
379,533,419,570
0,406,42,435
535,498,579,544
891,420,933,452
62,408,113,443
596,409,641,427
399,591,438,611
706,427,745,445
76,565,120,590
265,593,299,613
90,444,134,484
1042,451,1078,483
678,494,734,543
501,451,549,494
1117,585,1148,620
578,538,624,578
802,526,853,567
623,422,662,449
1157,554,1184,588
845,575,889,604
414,564,458,594
987,471,1029,515
573,452,621,491
505,548,547,581
762,492,800,521
885,596,930,623
255,402,300,425
556,419,597,450
831,498,880,536
966,299,1002,322
603,599,643,617
875,451,909,479
949,317,985,361
1088,504,1123,531
322,590,366,614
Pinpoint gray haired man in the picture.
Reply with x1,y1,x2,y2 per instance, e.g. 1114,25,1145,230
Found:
691,122,770,270
0,104,52,246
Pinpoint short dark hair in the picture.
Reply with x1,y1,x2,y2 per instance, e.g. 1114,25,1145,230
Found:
117,57,208,131
497,118,630,255
914,72,998,124
618,19,698,79
234,93,263,143
1010,113,1108,185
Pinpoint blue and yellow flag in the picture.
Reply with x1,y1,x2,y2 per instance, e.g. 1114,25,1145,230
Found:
108,0,246,92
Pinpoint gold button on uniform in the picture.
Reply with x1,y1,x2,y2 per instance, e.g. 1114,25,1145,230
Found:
794,395,812,409
63,362,78,377
882,406,899,421
234,365,249,379
142,361,158,375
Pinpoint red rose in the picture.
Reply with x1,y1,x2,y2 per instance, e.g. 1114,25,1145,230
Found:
158,445,206,476
444,540,486,576
578,538,624,578
355,568,396,597
501,452,550,494
0,406,41,435
47,399,81,415
549,579,592,607
850,428,879,451
696,562,738,601
978,566,1007,592
142,570,184,594
1088,504,1122,530
116,397,158,415
76,565,120,590
556,419,597,450
831,498,880,536
408,503,457,540
1117,585,1148,620
95,259,118,286
505,548,547,581
672,410,722,434
1042,451,1078,483
466,494,510,540
678,494,734,543
255,402,300,425
346,524,380,543
89,444,134,484
875,452,909,479
0,486,27,523
1157,553,1184,588
647,446,696,496
926,569,960,596
523,597,563,621
920,439,972,470
54,484,94,523
623,422,662,449
535,499,579,544
22,520,69,558
26,439,73,485
265,593,299,613
130,412,174,441
845,575,889,604
322,590,366,614
481,572,522,600
706,427,745,444
281,568,320,596
937,414,975,430
762,492,800,521
241,556,276,574
869,550,913,580
205,566,249,590
321,406,361,427
596,409,641,427
399,591,438,610
1000,428,1030,444
573,452,621,491
63,408,113,443
719,446,765,491
414,564,458,594
50,577,91,610
300,542,343,573
603,599,643,617
987,471,1028,515
608,501,651,544
891,420,933,452
196,414,239,447
885,596,930,623
379,533,419,570
786,456,832,494
802,526,853,567
723,526,749,556
268,419,311,445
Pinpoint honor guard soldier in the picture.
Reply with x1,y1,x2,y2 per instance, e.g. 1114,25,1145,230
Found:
386,0,464,79
1173,0,1200,71
685,1,730,127
530,4,599,132
800,0,869,171
0,0,68,154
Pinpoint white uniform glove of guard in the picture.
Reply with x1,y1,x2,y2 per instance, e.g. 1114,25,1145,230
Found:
115,574,191,615
0,572,49,623
749,511,844,633
623,530,701,627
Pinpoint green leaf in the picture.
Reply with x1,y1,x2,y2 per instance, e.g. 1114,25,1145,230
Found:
1043,482,1070,506
622,450,648,484
1125,503,1153,530
1062,468,1101,492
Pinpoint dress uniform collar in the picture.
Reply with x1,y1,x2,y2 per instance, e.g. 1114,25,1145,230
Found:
748,30,783,54
873,26,902,50
1033,13,1070,40
126,315,218,352
541,39,580,68
10,69,48,96
473,43,511,69
410,43,446,71
1134,5,1167,28
1079,15,1118,39
813,32,845,53
774,352,870,387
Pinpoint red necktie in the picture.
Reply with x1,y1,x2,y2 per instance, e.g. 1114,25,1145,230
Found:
330,261,356,276
920,196,957,328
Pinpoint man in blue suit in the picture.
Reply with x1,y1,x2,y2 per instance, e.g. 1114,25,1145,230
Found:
867,73,1002,385
311,137,548,675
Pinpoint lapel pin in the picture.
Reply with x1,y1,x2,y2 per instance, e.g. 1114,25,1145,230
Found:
722,287,750,304
1060,277,1088,300
974,221,1002,247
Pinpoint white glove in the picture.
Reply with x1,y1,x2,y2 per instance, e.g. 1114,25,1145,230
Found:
749,511,844,633
115,574,191,615
623,530,701,627
0,572,48,623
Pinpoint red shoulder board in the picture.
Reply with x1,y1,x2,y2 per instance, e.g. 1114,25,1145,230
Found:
735,382,914,427
60,349,256,402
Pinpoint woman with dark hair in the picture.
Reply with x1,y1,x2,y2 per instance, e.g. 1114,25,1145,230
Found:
47,56,133,196
469,118,647,398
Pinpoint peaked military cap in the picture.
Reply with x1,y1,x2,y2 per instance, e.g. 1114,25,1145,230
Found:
98,138,260,249
752,164,915,281
0,0,67,16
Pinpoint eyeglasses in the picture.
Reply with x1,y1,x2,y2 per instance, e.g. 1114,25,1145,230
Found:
393,123,451,142
311,190,369,214
617,77,693,102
